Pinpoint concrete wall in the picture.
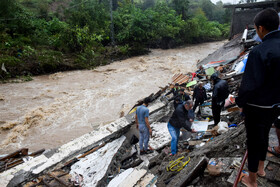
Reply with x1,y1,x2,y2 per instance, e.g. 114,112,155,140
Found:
228,2,280,38
231,9,261,37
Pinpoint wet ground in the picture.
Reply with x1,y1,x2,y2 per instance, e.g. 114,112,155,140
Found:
0,41,226,154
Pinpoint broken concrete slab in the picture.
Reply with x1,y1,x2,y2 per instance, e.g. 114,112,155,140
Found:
108,168,147,187
0,117,131,187
166,156,208,187
70,136,126,187
149,122,171,150
135,173,157,187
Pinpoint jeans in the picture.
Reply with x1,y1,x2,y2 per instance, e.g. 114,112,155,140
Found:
139,124,149,151
168,122,180,155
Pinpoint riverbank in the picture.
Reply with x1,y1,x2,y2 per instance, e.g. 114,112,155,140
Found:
0,41,226,155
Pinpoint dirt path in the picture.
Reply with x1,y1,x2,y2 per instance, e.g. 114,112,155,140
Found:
0,41,226,154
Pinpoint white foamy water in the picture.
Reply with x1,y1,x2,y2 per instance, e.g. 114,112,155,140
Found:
0,41,226,154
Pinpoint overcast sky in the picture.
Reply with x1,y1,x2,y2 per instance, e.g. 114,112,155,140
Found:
211,0,237,4
210,0,265,5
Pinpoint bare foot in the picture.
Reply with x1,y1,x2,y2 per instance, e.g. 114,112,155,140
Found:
257,170,266,177
242,175,257,187
257,171,266,177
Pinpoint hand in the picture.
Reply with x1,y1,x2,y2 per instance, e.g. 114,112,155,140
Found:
239,108,243,113
191,129,196,133
189,119,194,122
149,128,152,136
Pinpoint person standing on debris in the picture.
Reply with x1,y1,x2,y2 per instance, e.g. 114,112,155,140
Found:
236,8,280,187
169,88,191,109
135,97,153,155
165,83,180,97
167,100,196,156
210,73,229,126
195,65,206,79
193,82,207,115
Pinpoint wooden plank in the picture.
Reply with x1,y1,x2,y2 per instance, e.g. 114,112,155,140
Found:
0,148,28,162
172,74,180,82
48,173,69,187
172,74,184,83
78,142,106,159
176,75,188,84
178,76,189,84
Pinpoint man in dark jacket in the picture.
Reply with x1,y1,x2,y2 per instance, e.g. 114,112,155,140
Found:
165,83,180,97
236,9,280,187
193,82,207,115
168,100,196,155
169,88,191,109
211,73,229,126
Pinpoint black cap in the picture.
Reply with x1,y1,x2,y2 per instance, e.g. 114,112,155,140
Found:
175,83,179,86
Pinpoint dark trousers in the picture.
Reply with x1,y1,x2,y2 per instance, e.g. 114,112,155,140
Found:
212,101,224,126
193,99,204,114
244,104,279,172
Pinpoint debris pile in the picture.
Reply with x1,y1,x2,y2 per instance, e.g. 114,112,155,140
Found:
1,30,280,187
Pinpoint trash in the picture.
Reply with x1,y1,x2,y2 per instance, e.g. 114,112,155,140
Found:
235,145,240,149
207,160,222,176
217,121,229,134
166,156,190,172
200,102,213,117
224,95,235,107
191,121,209,132
186,80,197,87
195,132,205,140
203,83,211,91
195,142,205,148
228,124,237,128
207,157,242,177
205,67,215,76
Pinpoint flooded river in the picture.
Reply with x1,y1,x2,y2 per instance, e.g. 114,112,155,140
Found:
0,41,226,154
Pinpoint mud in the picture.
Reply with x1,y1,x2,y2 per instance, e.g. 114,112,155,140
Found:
0,41,226,154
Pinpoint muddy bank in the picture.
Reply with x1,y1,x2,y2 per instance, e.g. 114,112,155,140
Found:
0,41,226,154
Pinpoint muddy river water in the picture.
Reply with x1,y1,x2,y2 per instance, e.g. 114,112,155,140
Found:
0,41,226,154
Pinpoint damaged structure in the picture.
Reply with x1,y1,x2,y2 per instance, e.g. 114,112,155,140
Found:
1,9,280,187
224,1,280,39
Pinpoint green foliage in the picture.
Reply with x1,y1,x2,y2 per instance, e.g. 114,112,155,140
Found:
170,0,189,20
179,8,229,43
114,1,184,47
65,0,110,39
0,0,231,79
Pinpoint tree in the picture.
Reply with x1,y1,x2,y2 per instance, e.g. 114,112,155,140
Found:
171,0,189,20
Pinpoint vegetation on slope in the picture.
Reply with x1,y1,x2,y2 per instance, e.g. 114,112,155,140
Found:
0,0,231,79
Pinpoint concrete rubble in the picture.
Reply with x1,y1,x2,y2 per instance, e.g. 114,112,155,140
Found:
1,27,280,187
